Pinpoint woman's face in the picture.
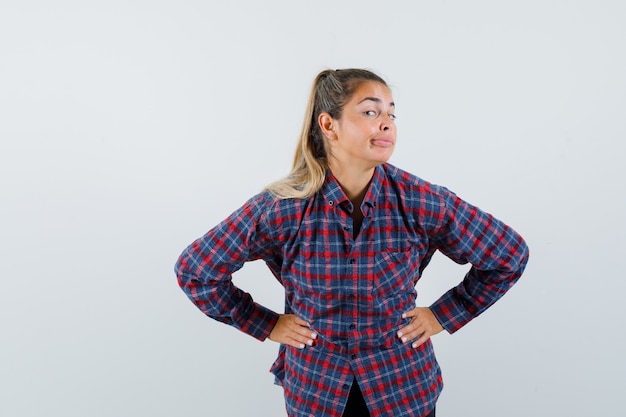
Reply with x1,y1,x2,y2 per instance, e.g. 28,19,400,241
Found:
326,81,397,172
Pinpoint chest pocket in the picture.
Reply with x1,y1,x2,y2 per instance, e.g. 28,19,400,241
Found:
370,247,418,297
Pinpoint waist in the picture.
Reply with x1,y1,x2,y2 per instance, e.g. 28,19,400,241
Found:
309,316,411,353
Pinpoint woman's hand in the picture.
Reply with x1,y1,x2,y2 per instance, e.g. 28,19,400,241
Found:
397,307,444,348
268,314,317,349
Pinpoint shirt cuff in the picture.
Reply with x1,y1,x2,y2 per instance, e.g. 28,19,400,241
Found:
429,288,475,334
239,301,280,341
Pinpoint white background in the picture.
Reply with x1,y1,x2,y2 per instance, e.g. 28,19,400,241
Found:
1,1,625,416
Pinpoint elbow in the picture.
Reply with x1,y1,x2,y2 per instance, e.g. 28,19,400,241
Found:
174,250,196,293
512,234,530,277
505,237,529,292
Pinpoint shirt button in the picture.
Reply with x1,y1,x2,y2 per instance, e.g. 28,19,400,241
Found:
343,384,350,390
349,259,355,264
351,354,357,360
349,324,356,330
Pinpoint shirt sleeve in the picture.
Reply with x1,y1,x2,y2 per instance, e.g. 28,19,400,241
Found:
427,186,529,334
174,192,280,341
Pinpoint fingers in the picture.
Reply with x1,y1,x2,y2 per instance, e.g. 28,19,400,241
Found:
396,307,444,348
293,316,310,327
268,314,317,349
271,310,442,351
411,332,431,349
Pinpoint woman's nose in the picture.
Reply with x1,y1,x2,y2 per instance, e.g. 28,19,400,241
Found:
381,116,394,131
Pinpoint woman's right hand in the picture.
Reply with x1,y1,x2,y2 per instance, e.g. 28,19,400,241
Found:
268,314,317,349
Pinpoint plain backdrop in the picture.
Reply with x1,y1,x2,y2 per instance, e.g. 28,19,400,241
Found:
1,1,625,416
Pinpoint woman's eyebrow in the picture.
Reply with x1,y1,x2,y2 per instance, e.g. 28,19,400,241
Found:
357,97,395,107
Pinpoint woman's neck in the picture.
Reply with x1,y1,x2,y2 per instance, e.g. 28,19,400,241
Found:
328,161,375,204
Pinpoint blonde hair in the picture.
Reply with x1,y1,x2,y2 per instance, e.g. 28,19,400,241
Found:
266,68,388,199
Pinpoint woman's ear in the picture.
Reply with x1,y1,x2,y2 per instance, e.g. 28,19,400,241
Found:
318,112,336,141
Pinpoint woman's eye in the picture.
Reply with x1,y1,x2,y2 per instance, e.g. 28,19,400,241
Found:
365,110,377,116
388,114,397,120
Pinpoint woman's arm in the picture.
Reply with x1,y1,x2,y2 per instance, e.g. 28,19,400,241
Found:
398,185,529,346
428,186,529,333
175,193,280,341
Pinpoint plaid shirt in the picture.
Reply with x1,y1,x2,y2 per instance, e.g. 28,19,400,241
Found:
176,163,529,417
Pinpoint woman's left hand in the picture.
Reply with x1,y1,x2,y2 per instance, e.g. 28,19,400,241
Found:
397,307,444,348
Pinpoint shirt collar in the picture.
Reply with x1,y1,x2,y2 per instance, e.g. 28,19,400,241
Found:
321,164,385,211
322,170,350,208
363,164,384,209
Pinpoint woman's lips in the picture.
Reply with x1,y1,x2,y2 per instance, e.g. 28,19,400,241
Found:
371,137,395,147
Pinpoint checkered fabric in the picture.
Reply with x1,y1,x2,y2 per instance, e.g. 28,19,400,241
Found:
176,163,529,417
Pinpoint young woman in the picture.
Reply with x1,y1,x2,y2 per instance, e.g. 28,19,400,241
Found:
175,68,529,417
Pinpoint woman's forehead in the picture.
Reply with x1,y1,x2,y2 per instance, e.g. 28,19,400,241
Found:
350,81,394,105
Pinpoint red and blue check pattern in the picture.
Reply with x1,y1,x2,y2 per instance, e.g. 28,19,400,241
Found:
176,163,529,417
